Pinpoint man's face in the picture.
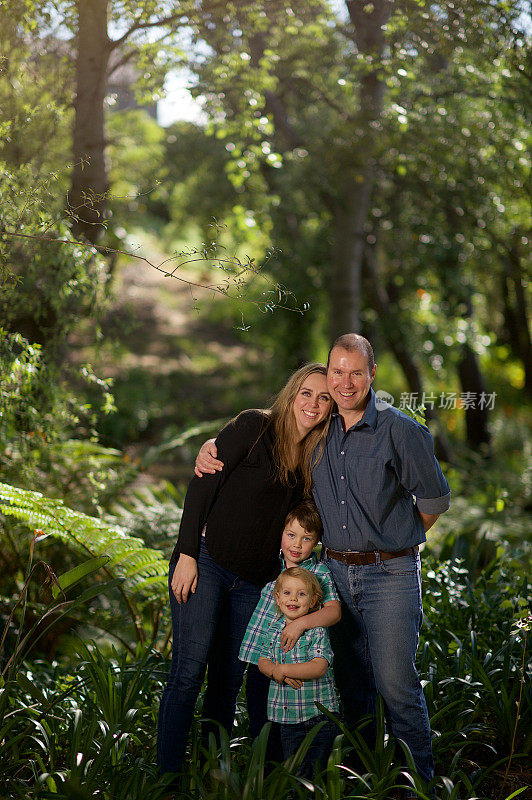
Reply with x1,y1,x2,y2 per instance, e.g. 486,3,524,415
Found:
327,347,376,421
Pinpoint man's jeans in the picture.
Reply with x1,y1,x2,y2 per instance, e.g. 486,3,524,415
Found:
280,714,340,778
157,540,261,774
324,552,434,783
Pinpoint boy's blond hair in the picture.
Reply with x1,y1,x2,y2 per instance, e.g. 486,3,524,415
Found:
274,567,323,615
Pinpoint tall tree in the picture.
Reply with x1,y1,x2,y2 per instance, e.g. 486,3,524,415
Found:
189,0,527,447
328,0,393,334
69,0,110,242
68,0,194,243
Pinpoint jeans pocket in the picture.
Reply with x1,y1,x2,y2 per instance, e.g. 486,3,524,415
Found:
378,554,419,576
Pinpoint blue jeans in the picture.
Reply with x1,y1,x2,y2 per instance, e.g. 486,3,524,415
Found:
280,714,339,778
324,552,434,783
157,540,261,774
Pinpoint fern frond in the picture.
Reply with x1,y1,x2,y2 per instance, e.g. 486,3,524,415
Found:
0,482,169,597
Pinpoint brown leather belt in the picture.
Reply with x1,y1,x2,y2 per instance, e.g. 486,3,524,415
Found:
325,546,418,566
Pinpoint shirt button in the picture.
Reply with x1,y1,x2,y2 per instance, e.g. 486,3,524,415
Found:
341,500,345,505
342,525,346,529
340,451,345,455
340,475,345,480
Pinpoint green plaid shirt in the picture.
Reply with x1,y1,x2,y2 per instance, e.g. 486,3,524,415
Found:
239,552,339,666
260,618,339,724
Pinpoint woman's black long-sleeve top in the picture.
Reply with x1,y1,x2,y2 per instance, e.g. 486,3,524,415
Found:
170,410,304,587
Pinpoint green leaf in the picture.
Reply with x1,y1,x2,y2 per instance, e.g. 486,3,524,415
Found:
0,481,168,599
503,789,529,800
51,556,110,599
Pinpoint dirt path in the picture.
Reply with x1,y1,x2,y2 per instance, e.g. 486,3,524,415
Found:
74,239,277,481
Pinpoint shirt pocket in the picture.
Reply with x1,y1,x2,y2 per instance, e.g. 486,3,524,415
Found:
346,455,391,506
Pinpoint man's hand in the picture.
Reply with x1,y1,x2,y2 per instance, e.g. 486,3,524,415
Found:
194,439,224,477
171,554,198,603
418,511,440,532
280,618,308,652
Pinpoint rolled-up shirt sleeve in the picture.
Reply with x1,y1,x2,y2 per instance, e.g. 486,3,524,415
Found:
308,628,334,666
393,416,451,515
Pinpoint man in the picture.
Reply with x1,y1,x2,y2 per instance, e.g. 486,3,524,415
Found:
195,333,450,786
313,333,450,787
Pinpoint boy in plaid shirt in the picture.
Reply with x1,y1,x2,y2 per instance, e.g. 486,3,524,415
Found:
239,500,340,753
258,567,339,776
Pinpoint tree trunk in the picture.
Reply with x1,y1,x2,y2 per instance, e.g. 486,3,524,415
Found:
501,244,532,396
329,0,392,336
69,0,110,244
438,202,492,453
363,245,454,463
457,342,491,453
330,195,366,337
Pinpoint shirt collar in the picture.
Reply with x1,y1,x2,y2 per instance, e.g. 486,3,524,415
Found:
280,551,318,570
331,388,378,433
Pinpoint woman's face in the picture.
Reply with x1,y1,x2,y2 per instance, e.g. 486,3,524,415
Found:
292,372,332,439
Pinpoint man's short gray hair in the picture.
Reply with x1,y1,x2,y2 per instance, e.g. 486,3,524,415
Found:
327,334,375,372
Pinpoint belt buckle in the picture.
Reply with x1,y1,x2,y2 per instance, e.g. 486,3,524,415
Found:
374,550,381,565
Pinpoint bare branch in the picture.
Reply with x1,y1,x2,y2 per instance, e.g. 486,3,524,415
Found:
107,47,140,77
3,231,305,315
110,12,185,50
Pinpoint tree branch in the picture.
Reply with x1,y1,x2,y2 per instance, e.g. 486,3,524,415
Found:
3,231,305,314
110,12,185,49
107,47,140,77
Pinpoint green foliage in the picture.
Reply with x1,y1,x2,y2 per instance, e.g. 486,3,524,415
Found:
0,542,529,799
0,160,117,500
150,120,238,243
0,481,168,597
184,0,531,387
430,450,531,576
0,481,169,646
0,647,169,800
107,482,184,559
0,329,122,513
0,2,73,174
420,557,531,762
107,109,167,220
0,164,108,357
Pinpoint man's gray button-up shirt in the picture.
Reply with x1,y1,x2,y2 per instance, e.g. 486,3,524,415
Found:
312,389,450,552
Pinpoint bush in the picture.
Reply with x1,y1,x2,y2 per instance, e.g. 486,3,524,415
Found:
0,543,529,799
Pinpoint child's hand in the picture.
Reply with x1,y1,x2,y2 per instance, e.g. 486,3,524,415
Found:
281,618,308,652
271,663,286,683
284,677,303,690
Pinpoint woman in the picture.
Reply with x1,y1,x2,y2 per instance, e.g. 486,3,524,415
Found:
157,363,332,775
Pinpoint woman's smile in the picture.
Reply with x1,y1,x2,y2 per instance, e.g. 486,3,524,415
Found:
292,372,332,438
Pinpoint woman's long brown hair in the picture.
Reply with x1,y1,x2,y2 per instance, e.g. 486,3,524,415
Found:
269,362,332,495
